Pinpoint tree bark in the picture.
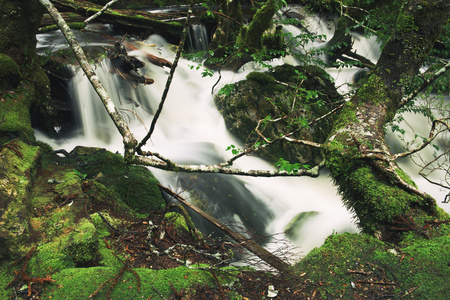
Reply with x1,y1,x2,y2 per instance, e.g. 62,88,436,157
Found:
324,0,450,242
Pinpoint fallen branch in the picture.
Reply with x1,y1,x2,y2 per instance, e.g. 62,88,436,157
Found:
158,184,290,272
133,154,323,177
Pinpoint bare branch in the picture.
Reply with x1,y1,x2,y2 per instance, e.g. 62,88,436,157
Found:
132,155,325,177
84,0,119,24
418,148,450,191
399,60,450,108
339,4,378,35
393,119,449,159
137,0,194,151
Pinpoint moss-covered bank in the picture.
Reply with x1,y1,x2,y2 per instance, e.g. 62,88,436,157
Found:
293,232,450,299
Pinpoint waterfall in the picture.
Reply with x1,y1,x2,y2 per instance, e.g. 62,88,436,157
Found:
186,24,209,53
34,11,449,257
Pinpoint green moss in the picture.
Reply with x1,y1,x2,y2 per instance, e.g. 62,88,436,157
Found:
0,263,14,299
0,139,40,259
355,73,391,105
29,241,76,277
63,218,99,266
71,148,165,213
39,22,86,33
244,0,276,50
40,265,232,299
323,140,358,177
246,71,276,84
0,53,20,90
293,232,450,299
331,101,358,132
0,86,34,137
396,13,418,34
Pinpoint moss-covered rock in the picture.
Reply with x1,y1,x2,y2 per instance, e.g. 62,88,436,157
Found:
215,64,341,166
0,0,50,140
0,53,20,91
63,218,100,266
68,146,165,214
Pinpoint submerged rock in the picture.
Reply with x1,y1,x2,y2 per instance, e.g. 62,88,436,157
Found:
284,211,319,241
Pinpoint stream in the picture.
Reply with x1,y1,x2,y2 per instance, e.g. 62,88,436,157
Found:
34,8,449,258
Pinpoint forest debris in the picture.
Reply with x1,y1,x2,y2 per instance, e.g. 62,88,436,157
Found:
158,184,291,272
108,37,154,86
7,247,56,297
125,42,173,68
0,139,23,158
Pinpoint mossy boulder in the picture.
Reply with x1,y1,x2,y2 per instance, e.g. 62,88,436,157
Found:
68,146,165,214
63,218,100,266
215,64,342,166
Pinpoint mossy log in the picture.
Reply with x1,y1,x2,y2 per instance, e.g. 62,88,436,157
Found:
50,0,184,44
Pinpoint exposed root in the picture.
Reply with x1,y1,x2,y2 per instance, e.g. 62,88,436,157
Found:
7,247,56,297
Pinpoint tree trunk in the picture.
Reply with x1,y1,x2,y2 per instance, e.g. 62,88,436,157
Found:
324,0,450,242
206,0,278,71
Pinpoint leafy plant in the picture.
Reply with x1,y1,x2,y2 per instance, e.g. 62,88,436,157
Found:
275,158,310,174
218,84,235,97
225,144,242,156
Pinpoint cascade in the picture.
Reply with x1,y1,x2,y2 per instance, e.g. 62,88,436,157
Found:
186,23,210,53
35,9,449,259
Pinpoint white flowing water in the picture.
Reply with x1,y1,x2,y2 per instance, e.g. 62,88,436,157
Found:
35,15,449,259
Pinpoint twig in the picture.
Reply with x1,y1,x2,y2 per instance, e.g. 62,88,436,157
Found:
211,67,222,94
356,280,396,285
96,211,142,234
393,119,449,159
137,0,195,150
399,60,450,108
